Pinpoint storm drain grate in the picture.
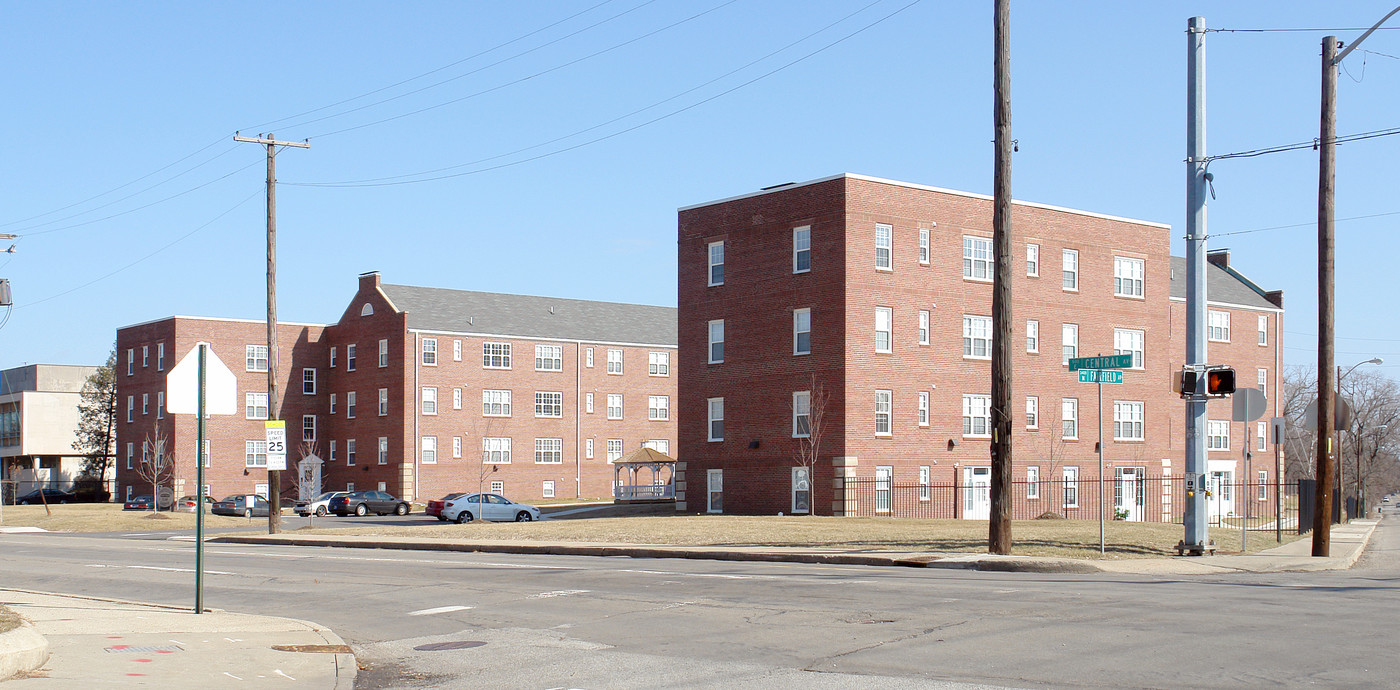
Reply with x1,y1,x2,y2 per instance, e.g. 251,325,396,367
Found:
414,641,486,651
105,645,183,654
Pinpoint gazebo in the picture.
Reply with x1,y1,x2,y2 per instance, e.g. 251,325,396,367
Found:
613,447,676,502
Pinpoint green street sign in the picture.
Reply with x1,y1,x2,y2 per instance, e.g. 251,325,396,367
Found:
1077,369,1123,384
1068,354,1133,371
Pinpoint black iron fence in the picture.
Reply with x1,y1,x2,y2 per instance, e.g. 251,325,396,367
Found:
844,476,1301,532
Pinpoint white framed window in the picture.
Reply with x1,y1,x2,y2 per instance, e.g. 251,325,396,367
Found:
329,439,336,462
245,392,268,420
1113,401,1144,441
302,368,316,395
1027,320,1039,353
1257,422,1268,452
919,465,931,501
378,339,389,368
585,392,594,414
302,414,316,442
585,438,594,459
142,393,149,415
453,339,462,361
482,437,512,464
875,223,892,269
378,437,389,465
489,480,503,494
421,437,437,464
346,439,356,466
793,225,811,273
482,390,512,417
794,308,811,355
962,394,991,437
1207,420,1230,450
708,320,724,364
535,391,563,418
708,241,725,286
1027,243,1039,277
1062,398,1079,439
875,466,893,513
483,342,512,368
1113,328,1145,369
452,388,462,410
606,348,623,374
246,345,268,372
157,392,164,419
918,391,930,426
346,391,356,418
1208,310,1230,342
707,398,724,442
963,315,991,359
157,343,165,371
330,346,337,368
1258,470,1269,499
126,395,133,422
1026,466,1040,499
1062,249,1079,291
245,440,267,468
142,345,150,368
793,390,811,437
918,310,930,345
535,344,563,371
346,482,355,492
377,388,388,416
453,436,462,458
347,344,357,371
919,227,930,264
648,351,669,376
607,439,623,462
543,480,556,498
422,338,438,366
1258,315,1268,346
126,348,134,376
875,307,893,353
963,235,993,280
647,395,669,420
643,439,669,455
422,387,437,415
875,390,893,436
1113,257,1145,298
126,442,133,469
585,347,594,368
1062,323,1078,364
1026,396,1039,429
607,394,623,420
1258,368,1268,399
534,438,563,464
1063,467,1080,507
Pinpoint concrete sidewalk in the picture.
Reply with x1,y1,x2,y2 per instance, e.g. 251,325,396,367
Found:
0,589,355,687
211,518,1381,576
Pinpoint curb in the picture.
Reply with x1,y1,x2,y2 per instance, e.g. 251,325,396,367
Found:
0,621,49,681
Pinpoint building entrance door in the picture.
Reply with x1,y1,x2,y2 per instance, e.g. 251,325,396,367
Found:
963,466,990,520
1114,467,1144,522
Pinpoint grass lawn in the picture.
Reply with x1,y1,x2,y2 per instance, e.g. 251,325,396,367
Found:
0,605,19,634
297,514,1305,560
0,503,284,532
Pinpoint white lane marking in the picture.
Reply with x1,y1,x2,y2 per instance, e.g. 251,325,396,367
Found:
274,669,295,680
529,589,590,599
616,569,776,580
223,672,243,680
407,605,474,616
85,564,235,575
225,637,243,642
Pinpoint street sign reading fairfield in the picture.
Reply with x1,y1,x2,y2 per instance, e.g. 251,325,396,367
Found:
1068,354,1133,371
1077,369,1123,384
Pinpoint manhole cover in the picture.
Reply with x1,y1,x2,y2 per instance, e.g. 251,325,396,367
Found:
414,641,486,651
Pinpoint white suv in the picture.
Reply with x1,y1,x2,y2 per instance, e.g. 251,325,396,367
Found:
294,491,349,517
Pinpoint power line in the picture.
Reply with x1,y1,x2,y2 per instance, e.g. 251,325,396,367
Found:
1211,209,1400,238
290,0,922,188
1205,27,1400,33
1202,125,1400,164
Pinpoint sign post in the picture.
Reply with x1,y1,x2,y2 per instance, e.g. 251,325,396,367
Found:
1070,355,1129,554
1232,388,1268,552
166,343,236,614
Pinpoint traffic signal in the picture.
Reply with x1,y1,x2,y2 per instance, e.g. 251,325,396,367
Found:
1205,367,1236,397
1179,368,1199,398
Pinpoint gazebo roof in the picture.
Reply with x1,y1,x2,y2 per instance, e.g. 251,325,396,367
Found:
616,447,676,465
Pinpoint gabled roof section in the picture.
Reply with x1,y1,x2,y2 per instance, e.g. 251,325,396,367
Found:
380,284,677,347
1169,256,1281,311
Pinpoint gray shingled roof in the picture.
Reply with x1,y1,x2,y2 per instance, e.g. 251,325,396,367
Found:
1169,256,1279,310
380,284,677,346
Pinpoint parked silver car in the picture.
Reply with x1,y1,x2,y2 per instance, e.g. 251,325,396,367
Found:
212,494,269,518
441,493,541,524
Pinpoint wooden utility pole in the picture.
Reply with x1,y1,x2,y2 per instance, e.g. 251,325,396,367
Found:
1313,37,1338,556
989,0,1014,554
234,132,309,535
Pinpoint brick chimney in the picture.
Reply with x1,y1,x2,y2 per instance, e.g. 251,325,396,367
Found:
1206,249,1229,269
359,271,381,290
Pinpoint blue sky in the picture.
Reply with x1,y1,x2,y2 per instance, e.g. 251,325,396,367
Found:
3,1,1397,379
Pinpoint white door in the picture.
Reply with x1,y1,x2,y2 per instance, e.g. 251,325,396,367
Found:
791,467,811,514
707,469,723,514
875,466,893,514
1208,470,1234,520
963,466,990,520
1114,467,1144,522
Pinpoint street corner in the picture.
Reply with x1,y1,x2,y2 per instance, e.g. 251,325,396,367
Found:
0,620,49,681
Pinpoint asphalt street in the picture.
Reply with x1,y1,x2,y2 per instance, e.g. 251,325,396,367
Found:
2,512,1396,689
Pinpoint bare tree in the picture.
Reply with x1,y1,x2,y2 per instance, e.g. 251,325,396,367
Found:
296,440,322,524
791,376,830,514
134,431,176,511
1341,371,1400,513
1281,365,1318,480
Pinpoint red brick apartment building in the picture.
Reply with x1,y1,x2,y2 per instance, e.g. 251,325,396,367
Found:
115,272,677,504
676,174,1282,519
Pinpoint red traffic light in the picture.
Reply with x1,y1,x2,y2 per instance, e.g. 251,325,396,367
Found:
1205,367,1236,396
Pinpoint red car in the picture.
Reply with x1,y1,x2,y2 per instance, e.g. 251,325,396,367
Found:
427,492,469,521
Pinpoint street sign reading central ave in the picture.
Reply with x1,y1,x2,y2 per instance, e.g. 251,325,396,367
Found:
1068,354,1133,371
1077,369,1123,384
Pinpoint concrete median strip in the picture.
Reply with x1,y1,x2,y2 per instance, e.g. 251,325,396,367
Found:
0,620,49,681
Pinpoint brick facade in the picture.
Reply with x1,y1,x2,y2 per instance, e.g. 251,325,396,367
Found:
677,174,1284,517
